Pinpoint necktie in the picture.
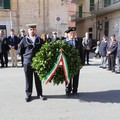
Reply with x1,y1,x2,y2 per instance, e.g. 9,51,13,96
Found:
71,40,74,46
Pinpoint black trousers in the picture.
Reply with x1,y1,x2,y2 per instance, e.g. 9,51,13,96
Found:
0,53,4,67
24,64,42,97
66,70,80,94
83,50,90,64
2,52,8,67
108,54,116,71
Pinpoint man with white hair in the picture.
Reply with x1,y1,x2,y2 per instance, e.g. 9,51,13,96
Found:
51,31,60,42
82,32,92,65
18,28,26,67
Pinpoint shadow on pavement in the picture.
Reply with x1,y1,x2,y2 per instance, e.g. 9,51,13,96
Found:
79,90,120,103
37,90,120,103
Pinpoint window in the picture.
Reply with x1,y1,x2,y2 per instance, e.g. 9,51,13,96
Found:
89,27,93,39
0,0,10,9
113,0,120,4
79,5,82,18
104,21,109,36
0,0,4,8
89,27,93,32
90,0,94,11
104,0,111,7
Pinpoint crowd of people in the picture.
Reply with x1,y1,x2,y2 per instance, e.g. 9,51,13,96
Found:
94,34,120,74
0,28,92,68
0,24,120,102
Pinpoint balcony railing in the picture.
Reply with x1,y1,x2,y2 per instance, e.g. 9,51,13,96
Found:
93,0,120,11
90,0,120,16
71,12,92,21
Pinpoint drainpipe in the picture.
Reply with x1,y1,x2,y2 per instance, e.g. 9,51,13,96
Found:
16,0,19,33
10,10,13,29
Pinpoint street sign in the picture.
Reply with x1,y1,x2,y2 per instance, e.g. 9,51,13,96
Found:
56,17,60,21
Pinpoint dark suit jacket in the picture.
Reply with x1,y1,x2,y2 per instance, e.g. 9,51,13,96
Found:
65,37,84,65
116,41,120,58
82,37,92,50
2,37,10,53
8,35,19,50
99,40,107,57
107,40,118,56
51,36,60,42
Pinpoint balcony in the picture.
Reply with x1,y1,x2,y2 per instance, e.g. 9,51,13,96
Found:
71,12,92,22
91,0,120,16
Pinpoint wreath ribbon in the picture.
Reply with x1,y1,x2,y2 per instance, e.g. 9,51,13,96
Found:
42,49,70,86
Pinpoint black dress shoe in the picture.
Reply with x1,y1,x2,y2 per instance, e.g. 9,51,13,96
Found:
72,93,79,98
107,68,111,71
25,96,31,102
66,92,71,97
112,69,115,72
102,67,106,69
37,95,47,100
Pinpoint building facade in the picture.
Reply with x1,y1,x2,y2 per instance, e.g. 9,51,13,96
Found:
0,0,75,37
73,0,120,41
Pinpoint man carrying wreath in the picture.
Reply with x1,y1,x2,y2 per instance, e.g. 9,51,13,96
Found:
65,27,83,97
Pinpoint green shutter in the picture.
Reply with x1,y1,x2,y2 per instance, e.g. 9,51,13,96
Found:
104,0,111,7
90,0,94,11
4,0,10,9
79,6,82,18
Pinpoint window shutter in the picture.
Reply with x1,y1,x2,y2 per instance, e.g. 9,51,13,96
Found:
4,0,10,9
104,0,111,7
79,6,82,18
90,0,94,11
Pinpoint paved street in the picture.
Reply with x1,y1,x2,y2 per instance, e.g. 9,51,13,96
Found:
0,55,120,120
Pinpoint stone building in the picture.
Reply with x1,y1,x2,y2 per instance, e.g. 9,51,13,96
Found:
73,0,120,41
0,0,75,37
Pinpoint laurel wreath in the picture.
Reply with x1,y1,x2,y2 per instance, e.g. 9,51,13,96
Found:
32,40,82,85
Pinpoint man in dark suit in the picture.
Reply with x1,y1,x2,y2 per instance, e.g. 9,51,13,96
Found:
18,29,26,67
65,27,83,97
107,34,118,72
19,24,46,102
61,30,68,40
99,35,108,69
0,30,9,67
8,29,19,67
82,32,92,65
51,31,60,42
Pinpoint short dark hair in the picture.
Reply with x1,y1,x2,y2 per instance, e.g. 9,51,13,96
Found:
10,29,14,32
